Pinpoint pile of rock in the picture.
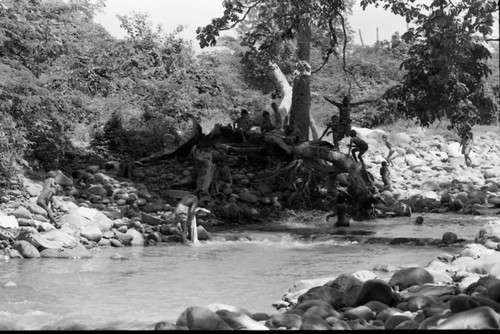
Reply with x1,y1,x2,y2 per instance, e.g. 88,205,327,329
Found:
156,221,500,330
357,127,500,217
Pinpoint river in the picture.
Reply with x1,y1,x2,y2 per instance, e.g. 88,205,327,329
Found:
0,211,497,330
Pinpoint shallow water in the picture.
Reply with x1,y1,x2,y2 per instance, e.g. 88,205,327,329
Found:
0,211,497,330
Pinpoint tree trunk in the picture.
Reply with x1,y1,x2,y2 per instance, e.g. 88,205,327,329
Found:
269,61,319,140
289,20,311,142
269,62,292,131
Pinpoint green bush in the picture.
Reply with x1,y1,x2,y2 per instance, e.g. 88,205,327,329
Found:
0,112,31,181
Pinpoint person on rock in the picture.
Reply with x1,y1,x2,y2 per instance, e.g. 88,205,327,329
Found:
260,110,276,133
348,130,369,169
382,134,397,166
380,161,391,190
323,95,376,139
173,194,200,245
233,108,252,142
36,171,61,227
459,126,473,167
319,114,340,150
326,192,350,227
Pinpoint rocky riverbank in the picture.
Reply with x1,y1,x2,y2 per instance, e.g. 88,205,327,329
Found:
2,126,499,258
0,126,500,329
154,232,500,330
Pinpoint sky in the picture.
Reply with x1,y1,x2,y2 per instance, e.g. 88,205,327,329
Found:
93,0,410,47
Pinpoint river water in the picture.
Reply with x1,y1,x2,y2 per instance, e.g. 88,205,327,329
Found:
0,211,497,330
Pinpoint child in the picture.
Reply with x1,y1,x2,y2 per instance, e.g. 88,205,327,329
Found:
260,110,275,133
380,161,391,189
173,194,200,245
459,128,473,167
326,192,349,227
233,108,252,141
319,115,340,150
382,134,397,166
36,171,60,227
348,130,369,169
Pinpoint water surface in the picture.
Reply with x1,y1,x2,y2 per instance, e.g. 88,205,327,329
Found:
0,211,496,330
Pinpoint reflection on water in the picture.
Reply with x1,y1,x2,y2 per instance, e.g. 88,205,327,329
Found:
0,211,496,330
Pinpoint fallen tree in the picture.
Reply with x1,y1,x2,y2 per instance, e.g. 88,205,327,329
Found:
136,119,379,220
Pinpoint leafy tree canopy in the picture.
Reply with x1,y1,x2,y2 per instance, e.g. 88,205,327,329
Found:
361,0,499,133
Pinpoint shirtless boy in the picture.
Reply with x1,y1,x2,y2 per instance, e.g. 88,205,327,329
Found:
348,130,369,169
36,171,60,227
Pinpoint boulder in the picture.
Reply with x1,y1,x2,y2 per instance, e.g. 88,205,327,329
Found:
436,306,500,329
299,314,331,330
215,309,268,330
13,240,40,258
475,220,500,244
442,232,458,245
176,306,232,330
40,244,92,259
0,214,18,229
114,231,133,246
11,206,33,220
59,207,113,232
388,267,435,290
265,313,303,329
126,228,145,246
355,279,395,306
80,224,102,243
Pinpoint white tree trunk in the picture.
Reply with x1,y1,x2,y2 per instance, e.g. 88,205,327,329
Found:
269,62,319,139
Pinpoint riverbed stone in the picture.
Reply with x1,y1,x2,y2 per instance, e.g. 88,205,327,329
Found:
39,244,92,259
0,214,18,229
442,232,458,244
175,306,232,330
80,224,102,243
126,228,145,246
215,309,268,330
11,206,32,220
435,306,500,329
300,314,331,330
13,240,40,258
388,267,435,290
355,279,395,306
265,312,303,329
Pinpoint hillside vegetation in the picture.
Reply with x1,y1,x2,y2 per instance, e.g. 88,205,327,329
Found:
0,0,499,188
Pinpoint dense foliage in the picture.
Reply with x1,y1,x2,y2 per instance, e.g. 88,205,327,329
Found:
361,0,498,133
0,0,498,185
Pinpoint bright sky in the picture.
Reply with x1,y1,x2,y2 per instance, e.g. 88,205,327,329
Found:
93,0,410,47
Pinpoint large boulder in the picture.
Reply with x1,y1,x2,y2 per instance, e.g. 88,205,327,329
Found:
0,213,18,229
16,227,79,250
59,207,113,232
436,306,500,329
13,240,40,258
215,309,269,330
126,228,145,246
40,243,92,259
475,220,500,245
176,306,232,330
355,279,395,306
80,224,102,243
388,267,435,290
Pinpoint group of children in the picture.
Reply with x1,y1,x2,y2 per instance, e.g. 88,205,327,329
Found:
233,107,276,142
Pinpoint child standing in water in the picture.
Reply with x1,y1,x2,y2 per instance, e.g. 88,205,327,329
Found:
326,192,350,227
173,194,200,245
